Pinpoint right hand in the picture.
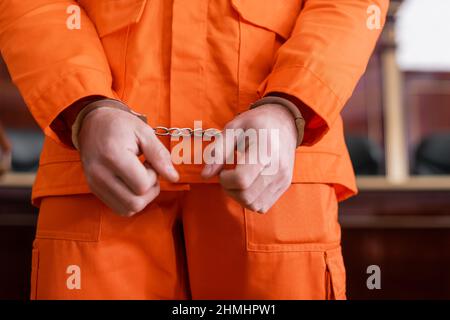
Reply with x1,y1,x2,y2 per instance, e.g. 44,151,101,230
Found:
78,103,179,216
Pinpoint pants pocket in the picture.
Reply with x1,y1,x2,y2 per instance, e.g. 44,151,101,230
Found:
245,183,341,252
31,194,103,300
36,194,102,242
324,247,347,300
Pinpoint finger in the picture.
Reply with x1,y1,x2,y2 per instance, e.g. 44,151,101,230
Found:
224,173,272,207
103,150,157,195
93,181,160,217
252,182,290,214
143,161,159,184
137,127,179,182
87,165,135,214
90,183,131,216
202,122,242,178
88,164,160,215
219,162,267,190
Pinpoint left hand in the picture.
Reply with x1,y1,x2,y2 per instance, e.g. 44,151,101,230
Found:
201,104,300,213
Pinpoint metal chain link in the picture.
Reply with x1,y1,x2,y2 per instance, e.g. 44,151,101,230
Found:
153,126,222,137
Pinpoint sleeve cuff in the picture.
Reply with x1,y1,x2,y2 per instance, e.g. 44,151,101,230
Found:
23,68,118,148
257,66,345,146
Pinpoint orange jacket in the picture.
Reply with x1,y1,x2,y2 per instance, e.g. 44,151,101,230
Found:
0,0,388,204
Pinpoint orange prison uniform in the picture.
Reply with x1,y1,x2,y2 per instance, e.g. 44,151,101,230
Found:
0,0,388,299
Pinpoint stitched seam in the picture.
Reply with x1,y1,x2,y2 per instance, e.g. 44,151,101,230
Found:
120,25,132,100
36,233,99,242
0,0,69,35
237,14,242,111
246,240,341,253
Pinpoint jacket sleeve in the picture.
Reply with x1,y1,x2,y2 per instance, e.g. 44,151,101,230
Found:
257,0,389,146
0,0,117,145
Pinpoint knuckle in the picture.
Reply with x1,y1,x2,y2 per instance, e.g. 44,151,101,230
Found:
279,166,291,179
146,177,158,192
122,198,135,213
240,192,254,206
155,145,169,160
146,143,167,162
98,152,115,166
147,169,158,183
113,156,129,169
153,183,161,194
248,203,259,212
281,179,292,191
242,197,252,207
259,203,271,214
118,208,136,218
277,174,291,189
134,200,147,213
85,165,102,186
258,208,268,214
139,125,154,138
235,174,252,189
139,134,153,151
123,198,146,214
149,184,161,200
85,175,97,189
135,179,152,196
283,168,294,182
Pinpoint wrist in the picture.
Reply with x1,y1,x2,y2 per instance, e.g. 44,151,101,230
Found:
249,96,305,147
49,96,107,148
262,104,298,146
72,99,147,150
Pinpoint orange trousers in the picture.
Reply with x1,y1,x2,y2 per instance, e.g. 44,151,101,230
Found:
31,184,346,300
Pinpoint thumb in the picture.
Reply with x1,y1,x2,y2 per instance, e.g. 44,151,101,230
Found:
138,128,179,182
201,126,241,179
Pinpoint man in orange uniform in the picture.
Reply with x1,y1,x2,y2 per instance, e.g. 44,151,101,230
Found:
0,0,387,299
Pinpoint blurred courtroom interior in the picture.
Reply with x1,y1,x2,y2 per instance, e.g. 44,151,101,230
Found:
1,0,450,299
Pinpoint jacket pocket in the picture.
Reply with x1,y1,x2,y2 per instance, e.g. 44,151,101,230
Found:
78,0,147,38
36,195,102,242
231,0,303,40
78,0,147,97
231,0,303,112
245,183,341,252
324,247,347,300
